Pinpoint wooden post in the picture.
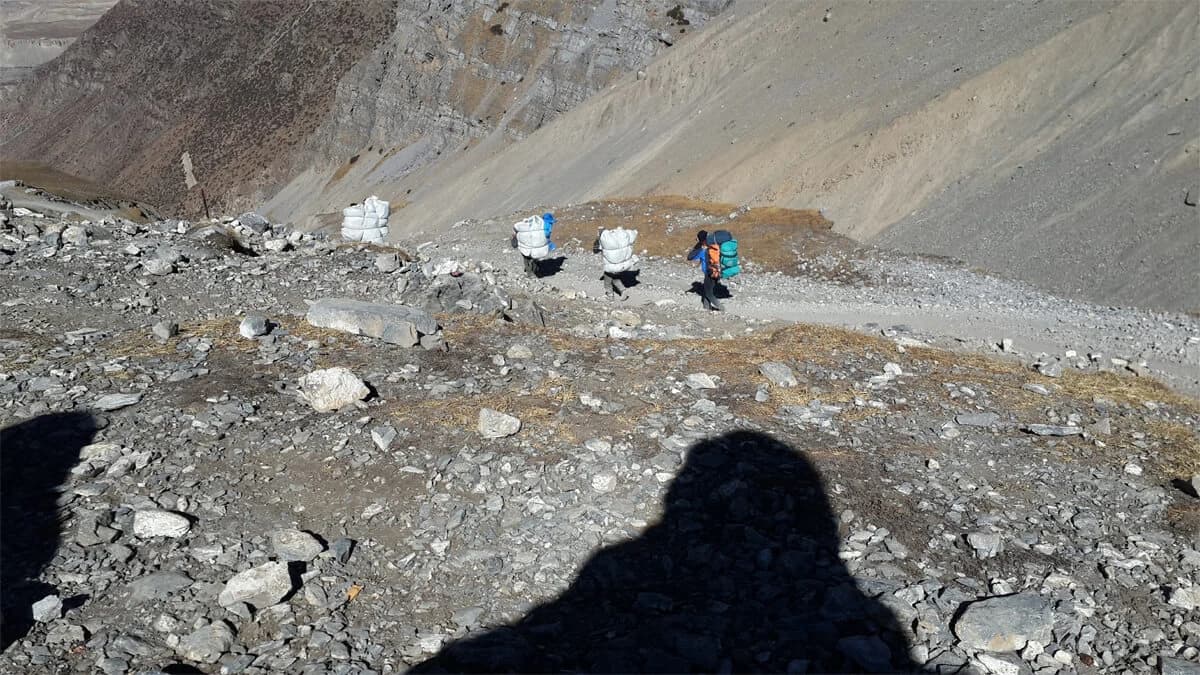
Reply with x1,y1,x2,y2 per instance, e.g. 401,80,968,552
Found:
200,188,210,220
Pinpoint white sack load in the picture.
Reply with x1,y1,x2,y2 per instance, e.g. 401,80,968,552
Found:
513,215,549,260
599,227,638,274
342,195,390,243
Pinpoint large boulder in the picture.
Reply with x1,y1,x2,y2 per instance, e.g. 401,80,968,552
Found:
307,298,439,348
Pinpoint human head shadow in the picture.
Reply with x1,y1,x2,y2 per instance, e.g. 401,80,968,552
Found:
689,280,732,299
414,430,918,673
533,256,566,278
1,412,98,650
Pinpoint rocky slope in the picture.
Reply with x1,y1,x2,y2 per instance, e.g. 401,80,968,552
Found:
1,194,1199,674
0,0,728,217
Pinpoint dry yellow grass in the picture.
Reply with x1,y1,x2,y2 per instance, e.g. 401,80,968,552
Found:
540,195,847,273
1058,370,1199,411
1144,420,1200,476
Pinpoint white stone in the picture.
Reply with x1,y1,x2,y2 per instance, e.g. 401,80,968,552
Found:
1169,586,1200,611
133,509,191,538
31,595,62,623
238,314,269,339
591,472,618,493
974,653,1020,675
506,344,534,360
142,258,174,275
479,408,521,439
218,561,293,608
298,367,369,412
62,225,89,247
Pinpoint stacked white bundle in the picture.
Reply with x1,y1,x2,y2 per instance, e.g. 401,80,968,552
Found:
513,215,550,259
600,227,638,273
342,196,390,243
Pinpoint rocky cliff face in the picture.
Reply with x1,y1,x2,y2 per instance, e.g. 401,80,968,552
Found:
0,0,730,217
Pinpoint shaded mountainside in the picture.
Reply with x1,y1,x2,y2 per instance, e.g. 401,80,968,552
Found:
0,0,730,216
0,0,397,214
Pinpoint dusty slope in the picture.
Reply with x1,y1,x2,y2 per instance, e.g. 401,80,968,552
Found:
371,0,1198,312
1,0,729,216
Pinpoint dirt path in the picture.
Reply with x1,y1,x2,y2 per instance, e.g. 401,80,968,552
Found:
428,218,1200,396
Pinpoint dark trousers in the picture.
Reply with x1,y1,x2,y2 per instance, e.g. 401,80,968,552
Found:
523,256,537,277
602,272,626,297
702,274,723,310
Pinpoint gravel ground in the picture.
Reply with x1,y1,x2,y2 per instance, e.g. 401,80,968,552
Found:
1,203,1199,675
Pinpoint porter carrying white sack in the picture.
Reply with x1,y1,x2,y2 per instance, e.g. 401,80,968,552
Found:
599,227,638,273
513,215,550,260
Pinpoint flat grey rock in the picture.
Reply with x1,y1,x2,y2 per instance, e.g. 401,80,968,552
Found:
956,412,1000,427
953,592,1053,652
132,509,191,538
1022,424,1082,436
270,529,324,562
307,298,438,347
93,393,142,411
128,571,194,602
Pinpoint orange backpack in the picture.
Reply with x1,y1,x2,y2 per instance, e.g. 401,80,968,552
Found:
706,244,721,278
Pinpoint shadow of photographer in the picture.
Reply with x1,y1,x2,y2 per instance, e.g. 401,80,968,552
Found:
415,430,917,673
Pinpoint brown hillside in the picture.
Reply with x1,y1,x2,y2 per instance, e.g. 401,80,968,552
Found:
0,0,397,215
